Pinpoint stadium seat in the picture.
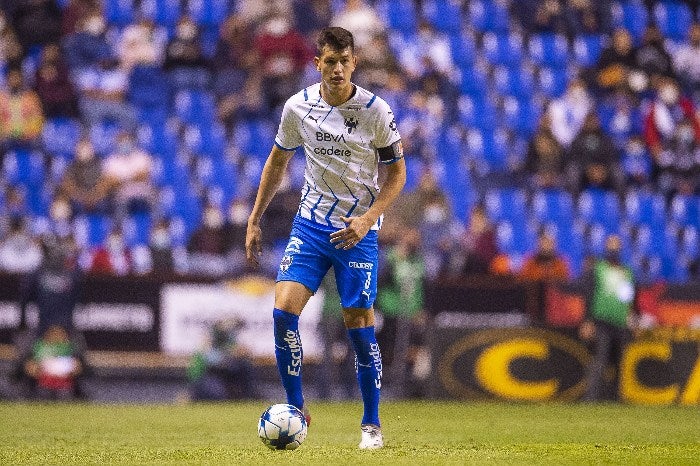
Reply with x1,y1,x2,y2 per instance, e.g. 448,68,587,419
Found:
611,0,649,42
502,96,542,136
537,67,568,98
450,33,478,67
2,150,45,187
653,1,694,41
528,34,569,68
531,189,574,225
483,33,525,67
459,95,499,131
104,0,136,27
670,194,700,225
493,64,535,99
468,0,509,33
485,187,528,223
421,0,463,34
138,0,181,26
42,118,82,158
382,0,418,34
173,90,216,125
623,190,667,226
187,0,231,27
128,65,171,113
573,34,605,68
577,189,621,229
458,63,489,96
123,212,152,246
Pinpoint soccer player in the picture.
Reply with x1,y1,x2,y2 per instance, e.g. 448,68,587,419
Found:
245,27,406,450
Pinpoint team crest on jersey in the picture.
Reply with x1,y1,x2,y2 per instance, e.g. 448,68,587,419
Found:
344,116,358,134
280,254,293,272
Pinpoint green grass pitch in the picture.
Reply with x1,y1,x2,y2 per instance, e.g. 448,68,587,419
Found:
0,401,698,465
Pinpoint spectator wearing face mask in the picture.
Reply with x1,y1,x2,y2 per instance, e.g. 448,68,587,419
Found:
90,227,132,276
187,203,228,277
45,195,74,239
102,131,155,218
60,138,110,214
62,11,114,70
643,77,700,194
570,112,621,192
164,15,209,90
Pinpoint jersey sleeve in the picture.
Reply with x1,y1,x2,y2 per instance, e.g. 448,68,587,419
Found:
274,99,302,151
372,98,401,149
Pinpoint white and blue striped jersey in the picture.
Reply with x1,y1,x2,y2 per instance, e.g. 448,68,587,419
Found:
275,82,401,230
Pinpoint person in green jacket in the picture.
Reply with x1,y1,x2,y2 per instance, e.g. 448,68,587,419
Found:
580,234,636,401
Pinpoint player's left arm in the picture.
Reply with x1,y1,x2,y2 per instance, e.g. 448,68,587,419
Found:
331,144,406,250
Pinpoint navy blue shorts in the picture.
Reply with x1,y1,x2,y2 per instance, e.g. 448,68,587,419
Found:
276,216,379,309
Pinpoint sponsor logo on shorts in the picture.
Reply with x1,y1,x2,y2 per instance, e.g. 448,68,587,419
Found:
349,261,373,270
280,255,293,272
285,237,303,254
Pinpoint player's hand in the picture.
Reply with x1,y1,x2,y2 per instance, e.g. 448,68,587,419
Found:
330,216,372,250
246,220,263,266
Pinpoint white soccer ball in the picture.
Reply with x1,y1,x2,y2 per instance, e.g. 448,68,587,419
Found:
258,404,308,450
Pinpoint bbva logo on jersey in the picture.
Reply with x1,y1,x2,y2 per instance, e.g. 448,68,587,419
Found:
316,131,346,143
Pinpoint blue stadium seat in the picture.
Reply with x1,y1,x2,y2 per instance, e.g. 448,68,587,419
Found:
468,0,509,33
104,0,136,27
459,95,499,130
537,67,568,98
483,33,525,67
450,33,478,67
123,212,152,246
173,90,216,125
485,187,528,223
528,34,569,68
422,0,463,34
654,1,694,41
531,189,574,225
611,0,649,42
128,65,171,112
502,96,542,136
496,219,537,255
670,194,700,225
577,189,621,229
138,0,181,26
493,65,535,99
623,190,667,226
42,118,82,158
382,0,418,33
679,225,698,259
187,0,231,27
573,34,605,67
85,213,112,247
2,150,45,187
89,122,122,156
458,64,489,95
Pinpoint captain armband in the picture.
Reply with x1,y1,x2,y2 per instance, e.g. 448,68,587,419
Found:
377,140,404,165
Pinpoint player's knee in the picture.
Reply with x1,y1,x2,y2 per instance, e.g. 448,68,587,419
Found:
275,281,313,315
342,307,375,329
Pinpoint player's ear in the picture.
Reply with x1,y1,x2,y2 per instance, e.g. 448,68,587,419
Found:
314,56,321,71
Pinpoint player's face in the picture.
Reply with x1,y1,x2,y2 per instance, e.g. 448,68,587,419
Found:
315,46,356,92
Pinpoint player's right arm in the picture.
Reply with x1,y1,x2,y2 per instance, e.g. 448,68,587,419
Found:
246,145,295,266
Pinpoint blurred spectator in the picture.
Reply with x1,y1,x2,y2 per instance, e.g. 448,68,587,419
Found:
73,60,138,130
62,11,114,70
459,205,498,276
102,131,155,217
35,43,79,118
330,0,384,52
548,79,593,148
212,15,254,99
598,88,642,148
46,194,74,238
0,69,45,149
90,227,132,275
118,16,166,72
10,0,62,49
146,218,175,275
519,232,571,282
515,0,567,34
570,112,621,191
376,228,425,396
564,0,610,37
643,77,700,194
253,15,312,111
596,28,636,93
19,235,80,334
261,174,298,247
187,202,228,276
621,135,653,187
397,20,454,80
524,113,566,189
187,319,257,401
353,33,401,90
633,24,675,83
222,198,251,274
164,15,209,90
0,186,28,226
60,0,99,36
0,10,23,71
0,216,42,274
672,23,700,99
22,325,82,401
59,137,110,214
580,234,636,401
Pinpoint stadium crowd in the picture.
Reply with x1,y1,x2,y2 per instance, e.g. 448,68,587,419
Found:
0,0,698,288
